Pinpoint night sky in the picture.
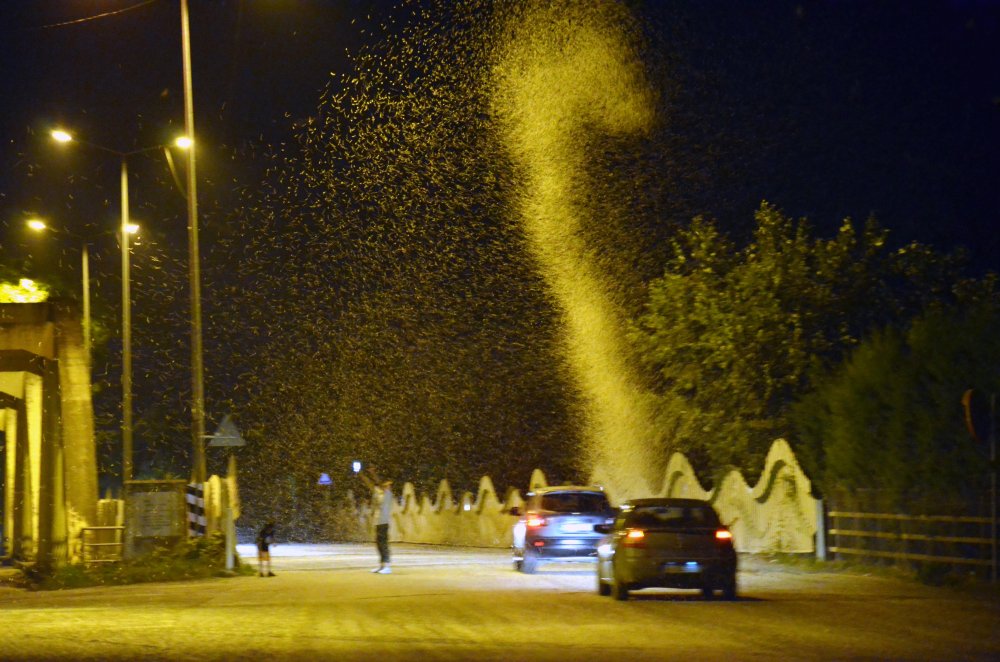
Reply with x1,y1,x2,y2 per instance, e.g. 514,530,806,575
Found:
2,1,998,274
1,1,394,263
1,0,999,487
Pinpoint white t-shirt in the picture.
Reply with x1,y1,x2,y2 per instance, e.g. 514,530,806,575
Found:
375,486,394,525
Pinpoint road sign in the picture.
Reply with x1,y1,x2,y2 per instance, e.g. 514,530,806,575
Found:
206,414,246,448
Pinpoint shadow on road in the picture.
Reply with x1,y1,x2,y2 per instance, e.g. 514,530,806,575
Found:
531,568,595,577
626,591,763,603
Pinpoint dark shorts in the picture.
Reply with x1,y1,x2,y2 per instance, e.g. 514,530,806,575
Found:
257,544,269,553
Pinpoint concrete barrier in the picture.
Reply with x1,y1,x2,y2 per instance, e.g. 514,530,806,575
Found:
361,440,818,553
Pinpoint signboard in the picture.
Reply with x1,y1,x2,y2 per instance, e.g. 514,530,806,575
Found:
130,490,183,537
207,414,246,448
125,480,188,556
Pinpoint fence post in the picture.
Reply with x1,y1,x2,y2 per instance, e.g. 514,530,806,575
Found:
815,499,827,561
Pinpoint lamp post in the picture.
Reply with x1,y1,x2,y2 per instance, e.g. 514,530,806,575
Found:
51,129,186,484
23,217,122,365
181,0,207,486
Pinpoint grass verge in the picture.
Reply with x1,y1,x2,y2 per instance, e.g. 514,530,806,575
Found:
12,532,255,591
755,552,1000,595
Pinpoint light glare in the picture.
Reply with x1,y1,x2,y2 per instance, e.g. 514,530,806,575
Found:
0,279,49,303
124,223,139,235
51,130,73,143
174,136,193,149
27,219,47,231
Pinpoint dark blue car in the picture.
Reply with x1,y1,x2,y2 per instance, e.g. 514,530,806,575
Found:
595,498,738,600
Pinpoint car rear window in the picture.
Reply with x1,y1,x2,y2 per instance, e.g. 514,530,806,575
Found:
540,492,610,513
628,505,720,529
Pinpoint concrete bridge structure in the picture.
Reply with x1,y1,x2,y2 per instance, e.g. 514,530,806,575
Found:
0,301,97,569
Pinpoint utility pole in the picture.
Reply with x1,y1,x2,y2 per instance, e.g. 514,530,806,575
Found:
991,393,997,584
180,0,206,486
81,241,90,364
120,156,133,484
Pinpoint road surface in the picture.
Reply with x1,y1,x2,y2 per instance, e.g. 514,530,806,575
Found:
0,543,997,660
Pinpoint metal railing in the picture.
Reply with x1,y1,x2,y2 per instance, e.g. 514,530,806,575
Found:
828,511,993,571
80,526,125,564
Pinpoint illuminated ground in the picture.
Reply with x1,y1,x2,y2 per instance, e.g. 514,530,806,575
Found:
0,544,997,660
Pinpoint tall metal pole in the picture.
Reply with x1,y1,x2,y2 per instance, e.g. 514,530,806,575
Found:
181,0,206,486
991,393,997,584
121,156,133,484
81,241,91,366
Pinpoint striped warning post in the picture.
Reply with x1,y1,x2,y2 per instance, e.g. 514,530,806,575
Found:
186,483,206,537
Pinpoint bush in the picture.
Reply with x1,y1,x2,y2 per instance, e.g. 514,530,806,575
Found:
17,532,253,591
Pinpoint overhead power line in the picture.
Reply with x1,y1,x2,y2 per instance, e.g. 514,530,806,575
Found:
33,0,159,30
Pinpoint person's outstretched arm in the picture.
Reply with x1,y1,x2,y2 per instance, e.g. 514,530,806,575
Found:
359,468,378,489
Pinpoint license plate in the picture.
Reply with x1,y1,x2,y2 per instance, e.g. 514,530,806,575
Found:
664,562,701,574
562,522,593,533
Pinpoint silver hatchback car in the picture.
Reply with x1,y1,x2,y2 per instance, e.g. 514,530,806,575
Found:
510,486,614,574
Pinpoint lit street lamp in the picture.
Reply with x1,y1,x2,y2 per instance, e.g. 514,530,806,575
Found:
24,217,138,365
51,129,187,485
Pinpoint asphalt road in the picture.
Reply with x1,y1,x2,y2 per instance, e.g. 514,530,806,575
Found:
1,543,998,661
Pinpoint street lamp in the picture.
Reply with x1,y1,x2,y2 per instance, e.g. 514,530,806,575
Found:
50,129,186,485
25,216,139,366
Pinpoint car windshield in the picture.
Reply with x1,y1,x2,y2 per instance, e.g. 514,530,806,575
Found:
627,505,720,529
540,492,609,513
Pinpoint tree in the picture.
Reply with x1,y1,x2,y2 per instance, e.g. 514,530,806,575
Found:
793,294,1000,507
631,202,965,480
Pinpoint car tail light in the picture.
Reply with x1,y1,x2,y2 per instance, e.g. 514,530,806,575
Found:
526,514,546,528
715,529,733,542
623,529,646,548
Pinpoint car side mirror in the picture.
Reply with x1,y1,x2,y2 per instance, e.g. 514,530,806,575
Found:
508,506,522,517
594,524,612,534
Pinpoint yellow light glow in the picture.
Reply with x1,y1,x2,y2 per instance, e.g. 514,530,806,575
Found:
26,219,47,231
51,129,73,143
124,223,139,235
174,136,193,149
0,279,49,303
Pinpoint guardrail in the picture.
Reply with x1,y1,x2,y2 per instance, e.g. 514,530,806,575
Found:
828,511,993,571
80,526,124,564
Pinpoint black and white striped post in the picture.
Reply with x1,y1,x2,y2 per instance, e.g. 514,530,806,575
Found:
186,483,206,537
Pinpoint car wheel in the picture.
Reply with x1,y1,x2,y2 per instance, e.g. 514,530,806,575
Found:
722,574,737,601
521,547,538,574
610,561,629,601
597,566,611,596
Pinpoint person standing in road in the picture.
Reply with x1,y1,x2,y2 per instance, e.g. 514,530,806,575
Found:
256,521,276,577
361,470,394,574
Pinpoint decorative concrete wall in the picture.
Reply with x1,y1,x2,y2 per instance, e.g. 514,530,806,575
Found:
593,438,818,553
361,439,818,554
